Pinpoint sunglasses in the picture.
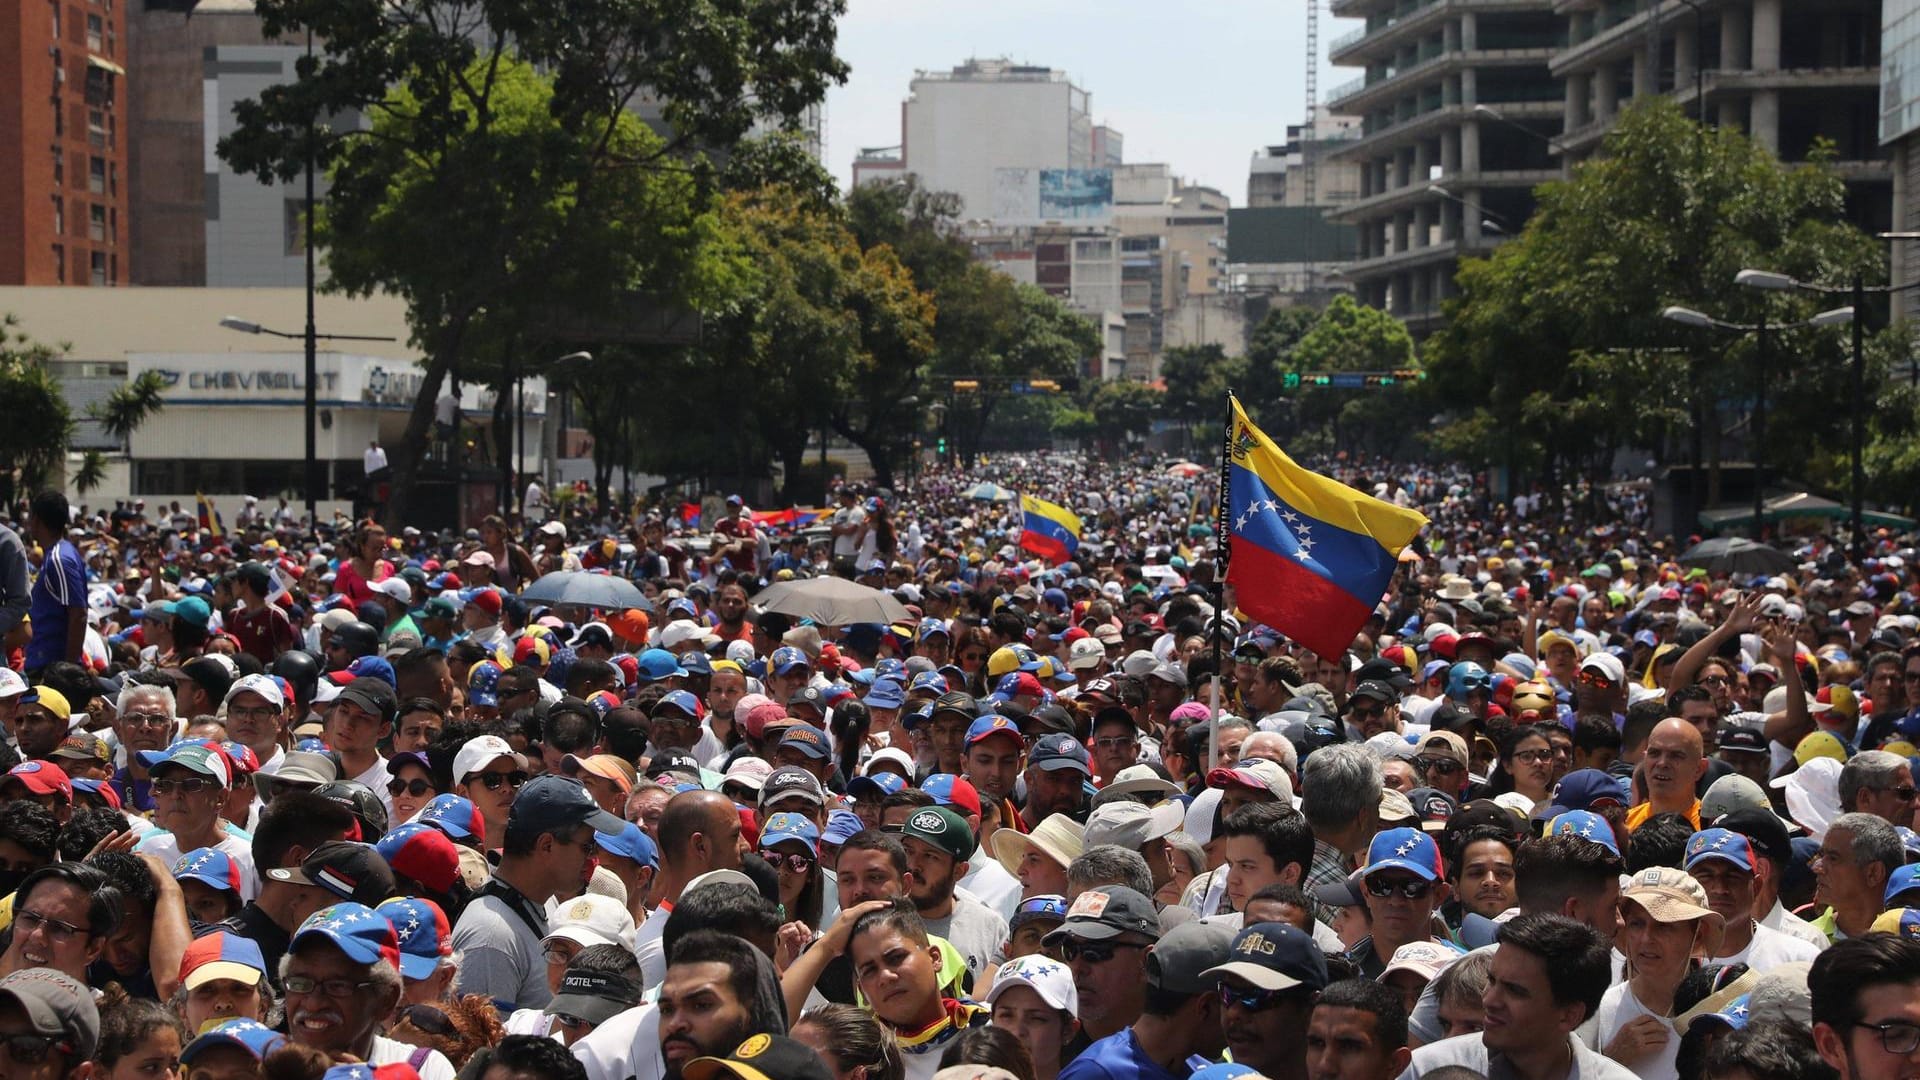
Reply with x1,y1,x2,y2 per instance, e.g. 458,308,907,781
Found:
1365,877,1434,900
1016,896,1069,920
471,770,529,791
1059,939,1146,965
152,777,218,796
1217,982,1303,1012
0,1034,72,1065
760,850,815,873
388,778,437,798
1884,785,1919,802
1416,756,1463,775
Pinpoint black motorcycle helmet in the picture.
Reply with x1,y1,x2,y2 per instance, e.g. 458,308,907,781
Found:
270,650,322,711
330,621,381,662
310,779,389,841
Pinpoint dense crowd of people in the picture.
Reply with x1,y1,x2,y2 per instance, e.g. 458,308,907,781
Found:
0,450,1918,1080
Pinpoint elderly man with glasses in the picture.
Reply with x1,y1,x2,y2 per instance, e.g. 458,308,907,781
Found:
110,682,177,813
282,902,456,1080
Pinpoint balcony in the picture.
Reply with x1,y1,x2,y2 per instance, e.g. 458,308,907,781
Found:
1329,45,1557,112
1330,98,1563,159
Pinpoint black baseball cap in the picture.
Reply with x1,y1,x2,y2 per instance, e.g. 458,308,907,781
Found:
545,969,644,1026
1713,806,1793,868
931,691,979,719
1348,679,1400,707
683,1035,834,1080
337,677,398,726
264,840,397,906
1029,733,1092,776
1716,728,1768,755
504,774,625,843
1042,885,1158,943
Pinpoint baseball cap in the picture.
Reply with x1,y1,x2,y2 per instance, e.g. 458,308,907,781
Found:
1546,810,1622,856
1685,828,1757,873
596,821,660,869
0,968,99,1061
1359,827,1444,881
180,1020,284,1066
776,724,831,761
1713,806,1793,869
506,774,625,843
900,806,975,862
1381,941,1457,984
965,714,1023,750
1794,731,1851,766
289,902,403,969
846,770,907,801
930,690,980,720
922,774,983,818
1042,885,1159,944
1029,733,1092,776
545,894,637,953
682,1034,835,1080
375,897,453,980
759,766,827,808
180,932,268,991
1406,788,1460,832
1717,728,1769,755
1146,920,1238,994
452,735,525,783
769,646,811,674
137,743,232,787
1083,800,1184,850
1542,770,1628,816
1200,922,1329,993
265,840,399,906
759,811,820,856
1009,895,1070,933
375,823,462,896
172,848,246,896
3,760,73,802
546,967,645,1027
1886,864,1920,905
985,954,1078,1012
1869,908,1920,938
1621,866,1722,926
1207,759,1294,803
416,793,485,843
49,733,108,767
864,680,907,710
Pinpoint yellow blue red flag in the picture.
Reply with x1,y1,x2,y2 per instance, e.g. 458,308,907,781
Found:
1223,395,1426,659
1019,494,1082,564
195,492,224,539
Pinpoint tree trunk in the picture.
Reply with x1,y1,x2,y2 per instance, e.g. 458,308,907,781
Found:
381,329,462,531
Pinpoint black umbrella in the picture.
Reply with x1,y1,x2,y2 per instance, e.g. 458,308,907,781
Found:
517,572,652,611
1678,537,1797,577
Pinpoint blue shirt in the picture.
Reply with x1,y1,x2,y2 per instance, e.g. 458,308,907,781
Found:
26,539,85,672
1059,1030,1187,1080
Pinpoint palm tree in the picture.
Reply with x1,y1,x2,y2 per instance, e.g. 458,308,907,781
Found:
93,370,167,446
73,450,108,495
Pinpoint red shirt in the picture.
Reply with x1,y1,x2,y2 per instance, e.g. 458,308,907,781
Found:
228,603,299,664
714,517,759,572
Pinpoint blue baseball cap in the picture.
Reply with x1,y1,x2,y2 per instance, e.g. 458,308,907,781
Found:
760,812,820,855
677,651,712,677
967,714,1024,750
173,848,245,895
636,648,685,682
910,671,950,696
665,597,699,619
1540,769,1630,817
180,1020,285,1066
770,646,811,674
847,771,906,800
375,897,453,980
1686,994,1753,1034
901,703,935,731
652,689,702,718
917,618,951,641
416,794,484,842
865,680,906,709
467,660,503,707
822,809,864,846
505,774,626,843
777,724,831,760
1885,863,1920,905
596,821,660,869
1029,733,1092,775
1200,921,1329,992
1685,828,1756,873
290,903,402,967
1010,894,1070,931
1547,811,1621,856
1359,827,1444,882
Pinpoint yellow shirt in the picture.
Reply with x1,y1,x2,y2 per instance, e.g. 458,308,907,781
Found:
1626,799,1701,832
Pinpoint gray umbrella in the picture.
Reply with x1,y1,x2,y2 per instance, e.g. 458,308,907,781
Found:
517,571,652,611
1677,537,1797,577
753,576,910,627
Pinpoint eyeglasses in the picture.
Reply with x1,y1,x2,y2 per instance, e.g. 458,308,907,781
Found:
1698,675,1731,686
0,1034,72,1065
1093,736,1136,750
471,770,528,791
388,778,437,798
1365,877,1434,900
543,945,580,965
282,975,376,998
122,712,172,729
1217,982,1304,1012
760,850,815,873
1416,756,1463,775
1882,785,1920,802
1059,939,1146,965
227,705,280,722
1854,1022,1920,1055
14,909,88,944
397,1004,456,1038
550,1013,593,1029
1511,748,1554,765
153,776,221,796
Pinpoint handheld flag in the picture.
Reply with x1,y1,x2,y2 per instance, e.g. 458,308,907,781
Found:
1019,494,1082,565
196,493,225,540
1222,396,1426,660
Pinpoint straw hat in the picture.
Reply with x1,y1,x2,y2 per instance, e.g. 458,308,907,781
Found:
992,814,1086,878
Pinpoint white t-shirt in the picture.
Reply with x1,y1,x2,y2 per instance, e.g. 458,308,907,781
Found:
351,755,395,822
632,904,666,991
570,1003,662,1080
958,856,1021,923
369,1035,455,1080
1760,900,1830,949
1585,982,1679,1080
1708,921,1823,973
135,830,259,902
831,506,867,558
505,1007,560,1040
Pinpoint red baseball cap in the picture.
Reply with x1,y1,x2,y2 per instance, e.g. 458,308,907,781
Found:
4,760,72,801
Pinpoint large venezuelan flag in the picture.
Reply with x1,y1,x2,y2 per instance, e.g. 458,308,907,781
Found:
1019,494,1082,564
1223,396,1426,660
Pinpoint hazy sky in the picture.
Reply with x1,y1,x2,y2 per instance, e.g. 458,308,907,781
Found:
823,0,1352,207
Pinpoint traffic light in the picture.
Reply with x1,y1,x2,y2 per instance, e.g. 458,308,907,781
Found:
1029,379,1060,392
937,436,948,456
1283,372,1301,389
951,380,980,392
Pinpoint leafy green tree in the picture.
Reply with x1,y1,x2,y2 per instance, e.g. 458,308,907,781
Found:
0,315,75,507
935,272,1099,465
1426,98,1882,498
220,0,846,524
1160,343,1238,452
1088,380,1165,452
1287,294,1420,451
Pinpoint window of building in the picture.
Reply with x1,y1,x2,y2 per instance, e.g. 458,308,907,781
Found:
52,244,65,283
52,100,62,137
89,250,106,285
49,0,58,38
85,13,101,50
108,160,116,196
51,149,62,185
87,155,103,193
87,109,104,148
51,194,63,234
89,203,105,241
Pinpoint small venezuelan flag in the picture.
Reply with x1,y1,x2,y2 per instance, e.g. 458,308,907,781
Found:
1019,494,1082,565
1223,395,1426,660
195,492,224,539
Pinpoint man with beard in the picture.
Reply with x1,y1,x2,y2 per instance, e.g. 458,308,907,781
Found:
1022,734,1091,830
709,580,753,644
897,805,1008,982
452,775,626,1012
134,743,258,900
1445,827,1519,923
604,930,783,1080
282,902,457,1080
1199,922,1328,1080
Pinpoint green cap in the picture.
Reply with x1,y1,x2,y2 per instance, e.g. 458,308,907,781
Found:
900,805,975,863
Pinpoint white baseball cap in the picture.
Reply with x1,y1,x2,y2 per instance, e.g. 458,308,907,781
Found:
223,673,285,710
985,954,1078,1013
0,669,28,698
1067,638,1107,671
452,735,525,783
372,577,412,603
543,893,637,955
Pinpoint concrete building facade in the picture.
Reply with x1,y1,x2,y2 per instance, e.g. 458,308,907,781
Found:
1324,0,1566,333
1885,0,1920,322
1248,111,1365,207
0,0,130,285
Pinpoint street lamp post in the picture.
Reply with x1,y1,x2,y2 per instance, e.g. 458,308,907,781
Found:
1735,264,1920,561
1661,303,1852,539
217,317,397,526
